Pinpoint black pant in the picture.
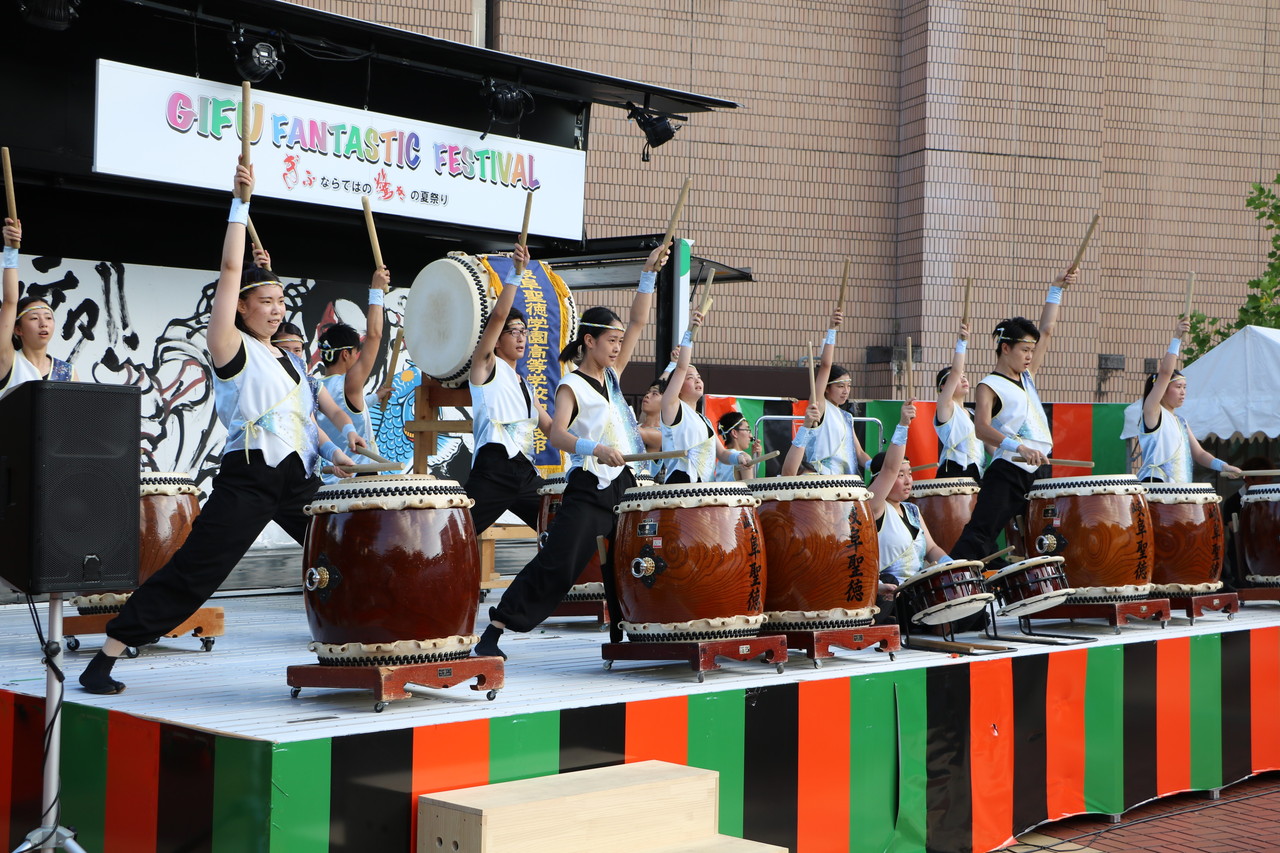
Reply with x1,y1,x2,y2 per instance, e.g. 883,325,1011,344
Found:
465,443,546,534
106,450,320,648
938,460,982,480
491,467,635,637
950,459,1049,561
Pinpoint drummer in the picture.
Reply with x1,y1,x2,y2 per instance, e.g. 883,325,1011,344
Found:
271,321,307,359
713,411,761,481
0,218,42,401
463,243,554,534
1136,316,1241,482
934,320,983,480
474,241,671,659
78,164,364,694
781,307,871,477
660,312,752,484
7,229,80,382
949,268,1076,563
635,350,678,481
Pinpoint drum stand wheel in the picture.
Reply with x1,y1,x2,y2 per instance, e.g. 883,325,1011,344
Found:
761,626,901,666
1163,592,1239,625
286,656,506,712
600,635,789,681
61,606,225,654
1016,599,1172,635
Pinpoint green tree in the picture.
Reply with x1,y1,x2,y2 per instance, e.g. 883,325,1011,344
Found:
1183,174,1280,362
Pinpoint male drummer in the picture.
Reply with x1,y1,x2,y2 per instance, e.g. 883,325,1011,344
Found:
948,267,1077,562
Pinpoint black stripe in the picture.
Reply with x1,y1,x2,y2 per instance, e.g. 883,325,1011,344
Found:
7,695,45,850
156,724,215,853
328,728,413,853
1011,654,1049,833
1123,641,1158,808
559,703,625,773
742,683,798,850
1221,630,1253,785
925,665,973,853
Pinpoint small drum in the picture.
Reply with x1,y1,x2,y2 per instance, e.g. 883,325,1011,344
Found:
73,471,201,614
983,556,1072,616
895,561,992,626
747,476,880,629
1026,475,1154,601
612,482,766,642
1241,485,1280,586
1144,483,1224,593
303,475,479,663
910,478,980,553
404,254,494,387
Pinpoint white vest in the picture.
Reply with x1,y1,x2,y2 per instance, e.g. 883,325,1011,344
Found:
936,403,984,472
470,358,539,464
662,400,718,482
215,332,319,471
1136,409,1193,483
879,501,927,582
317,373,380,485
982,371,1052,473
563,367,644,488
807,405,859,476
0,353,41,402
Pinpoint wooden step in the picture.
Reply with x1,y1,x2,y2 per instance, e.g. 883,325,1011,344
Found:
417,760,718,853
644,836,788,852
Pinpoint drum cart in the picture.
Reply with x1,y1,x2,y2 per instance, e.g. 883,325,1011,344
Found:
287,656,505,713
1015,598,1172,635
601,635,788,683
63,607,224,654
762,625,900,667
1161,591,1238,624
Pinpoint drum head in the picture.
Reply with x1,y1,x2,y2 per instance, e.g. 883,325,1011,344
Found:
1243,485,1280,504
898,560,985,589
985,556,1072,617
1027,475,1144,499
404,255,491,386
910,477,980,498
913,592,994,625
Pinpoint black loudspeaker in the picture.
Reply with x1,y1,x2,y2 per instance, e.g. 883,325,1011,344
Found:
0,381,141,594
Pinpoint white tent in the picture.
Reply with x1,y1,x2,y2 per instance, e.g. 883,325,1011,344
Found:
1121,325,1280,440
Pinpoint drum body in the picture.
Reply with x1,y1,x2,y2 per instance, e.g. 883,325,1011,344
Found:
1242,485,1280,586
895,560,991,626
612,482,766,641
983,556,1072,616
404,254,493,387
747,476,879,628
1145,484,1224,592
538,470,655,598
910,478,980,553
303,476,479,663
1026,476,1154,601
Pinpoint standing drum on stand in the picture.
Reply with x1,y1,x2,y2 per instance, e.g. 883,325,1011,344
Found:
910,477,979,554
1241,485,1280,586
404,254,494,387
1145,483,1225,593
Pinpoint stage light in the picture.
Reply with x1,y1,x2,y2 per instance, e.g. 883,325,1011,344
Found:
17,0,80,30
626,102,681,162
480,78,535,140
230,25,284,82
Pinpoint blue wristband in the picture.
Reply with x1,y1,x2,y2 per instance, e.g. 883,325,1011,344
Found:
738,452,751,467
575,438,599,457
342,422,357,438
1046,285,1063,305
999,436,1021,455
891,424,909,447
2,246,17,269
936,555,954,564
504,268,524,286
662,360,677,376
680,329,693,348
637,271,657,294
228,198,250,225
792,427,811,449
1168,338,1181,355
319,440,339,463
368,288,385,307
824,328,837,346
955,338,967,354
1210,458,1226,472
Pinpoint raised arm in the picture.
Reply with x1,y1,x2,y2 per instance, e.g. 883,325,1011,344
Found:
0,219,22,382
867,401,915,518
812,307,842,416
660,310,701,425
207,164,255,368
469,243,529,385
936,321,969,423
1029,268,1077,376
781,402,821,477
615,241,670,377
346,264,390,404
1143,317,1188,431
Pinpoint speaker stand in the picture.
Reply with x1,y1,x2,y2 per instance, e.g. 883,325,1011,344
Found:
12,594,87,853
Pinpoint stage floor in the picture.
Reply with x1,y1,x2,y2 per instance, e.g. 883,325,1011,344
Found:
2,580,1275,745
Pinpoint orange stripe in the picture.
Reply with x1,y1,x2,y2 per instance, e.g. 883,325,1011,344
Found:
1045,648,1089,818
104,713,159,853
410,720,490,847
1156,637,1192,794
0,691,12,847
907,401,939,480
624,696,688,765
1050,403,1092,478
796,679,850,852
1252,627,1280,771
969,659,1015,852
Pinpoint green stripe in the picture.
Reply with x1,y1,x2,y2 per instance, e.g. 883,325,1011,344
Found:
1190,633,1224,790
489,712,560,783
848,670,927,853
737,399,765,476
863,400,899,459
1083,644,1125,814
1091,403,1128,475
213,737,273,853
687,690,745,837
269,739,331,853
677,238,692,278
60,702,107,850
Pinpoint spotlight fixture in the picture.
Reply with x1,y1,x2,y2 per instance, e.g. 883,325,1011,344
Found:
230,25,284,83
480,78,535,140
626,102,681,162
17,0,80,30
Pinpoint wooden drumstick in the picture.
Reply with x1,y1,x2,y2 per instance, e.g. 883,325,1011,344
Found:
622,449,688,463
361,195,385,270
1067,213,1100,273
740,450,780,467
661,177,692,250
321,461,403,474
689,269,715,342
355,446,391,464
910,462,938,472
246,217,269,269
1,147,16,248
596,535,610,567
518,190,533,247
1014,456,1095,468
1235,468,1280,477
378,327,404,411
807,341,817,403
962,277,972,326
239,82,252,203
1184,270,1196,319
980,545,1016,564
906,337,914,400
836,259,850,315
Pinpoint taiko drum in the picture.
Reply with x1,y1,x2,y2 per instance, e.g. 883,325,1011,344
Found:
982,556,1072,616
895,560,991,626
910,477,980,553
539,470,654,593
1144,483,1224,591
1241,485,1280,585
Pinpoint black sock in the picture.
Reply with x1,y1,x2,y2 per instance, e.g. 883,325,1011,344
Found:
78,650,126,694
475,624,506,660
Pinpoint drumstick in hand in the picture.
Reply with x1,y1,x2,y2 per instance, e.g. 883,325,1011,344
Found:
518,190,533,248
246,217,269,269
1068,213,1100,273
622,449,689,463
378,327,404,411
1,147,17,248
962,277,972,326
661,177,692,250
239,83,253,203
1184,270,1196,320
1014,457,1094,468
808,341,817,403
361,195,385,270
689,269,715,342
906,337,914,400
979,545,1016,564
836,259,850,315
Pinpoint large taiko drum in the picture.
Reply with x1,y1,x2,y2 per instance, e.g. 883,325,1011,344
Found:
746,476,879,629
895,560,991,626
404,254,494,387
910,477,980,553
72,471,201,614
1026,475,1154,601
1144,483,1225,593
302,475,479,663
612,482,766,642
1241,485,1280,586
983,556,1073,616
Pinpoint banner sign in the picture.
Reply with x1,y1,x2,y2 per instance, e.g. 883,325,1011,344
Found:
93,59,586,239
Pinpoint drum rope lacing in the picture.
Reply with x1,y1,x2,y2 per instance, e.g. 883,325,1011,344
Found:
316,483,468,501
140,475,196,486
747,477,866,491
317,648,474,667
437,255,490,386
623,626,761,643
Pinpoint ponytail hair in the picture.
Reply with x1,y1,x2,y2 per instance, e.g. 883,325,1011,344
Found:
559,306,623,363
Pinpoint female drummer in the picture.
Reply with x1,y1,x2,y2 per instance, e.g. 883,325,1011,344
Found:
660,313,752,484
475,241,670,659
1137,316,1242,482
714,412,761,482
635,350,678,480
934,321,982,479
79,164,365,695
0,219,40,400
464,243,555,534
271,321,307,359
781,307,871,477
